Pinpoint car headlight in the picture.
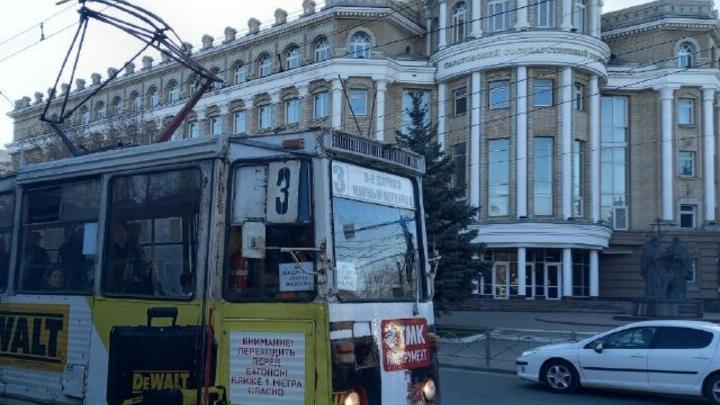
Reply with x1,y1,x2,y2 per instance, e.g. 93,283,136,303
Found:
521,350,538,357
422,377,437,402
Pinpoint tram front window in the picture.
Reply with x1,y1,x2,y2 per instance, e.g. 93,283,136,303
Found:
330,161,421,302
102,169,201,298
19,181,99,293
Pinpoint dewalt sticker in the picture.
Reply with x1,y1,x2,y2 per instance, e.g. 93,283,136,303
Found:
131,370,191,393
0,304,69,372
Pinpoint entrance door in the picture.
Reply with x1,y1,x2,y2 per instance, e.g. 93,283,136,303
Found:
493,262,510,299
545,263,561,300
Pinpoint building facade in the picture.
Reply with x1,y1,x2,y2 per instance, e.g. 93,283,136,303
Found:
7,0,720,305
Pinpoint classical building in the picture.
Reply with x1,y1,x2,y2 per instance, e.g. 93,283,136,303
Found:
7,0,720,305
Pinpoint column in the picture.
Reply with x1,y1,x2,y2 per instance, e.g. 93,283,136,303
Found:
562,0,573,30
590,76,601,222
438,82,447,151
375,80,387,142
516,0,529,30
589,0,601,38
518,247,527,297
590,250,599,297
438,0,447,50
516,66,528,218
471,0,482,37
562,248,573,298
659,87,675,220
561,68,573,219
331,79,343,130
703,88,716,222
425,14,433,54
470,72,482,211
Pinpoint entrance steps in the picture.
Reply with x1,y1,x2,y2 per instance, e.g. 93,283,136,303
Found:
454,297,635,314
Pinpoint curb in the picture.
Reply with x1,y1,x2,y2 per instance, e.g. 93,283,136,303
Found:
439,364,516,375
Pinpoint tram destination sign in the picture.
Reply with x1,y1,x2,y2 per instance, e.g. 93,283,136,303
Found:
381,318,430,372
331,161,415,210
229,331,305,405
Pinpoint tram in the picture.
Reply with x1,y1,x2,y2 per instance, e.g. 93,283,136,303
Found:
0,130,439,405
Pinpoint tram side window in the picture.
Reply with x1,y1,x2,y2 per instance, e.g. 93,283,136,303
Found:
0,193,14,292
19,181,100,293
225,162,315,301
103,169,201,298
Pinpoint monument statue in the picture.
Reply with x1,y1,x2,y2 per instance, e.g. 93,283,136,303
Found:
640,237,663,299
664,237,693,300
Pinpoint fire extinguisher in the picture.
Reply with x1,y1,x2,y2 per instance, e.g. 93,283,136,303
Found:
230,252,248,290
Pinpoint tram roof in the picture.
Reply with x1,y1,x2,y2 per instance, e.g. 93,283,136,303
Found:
12,130,425,186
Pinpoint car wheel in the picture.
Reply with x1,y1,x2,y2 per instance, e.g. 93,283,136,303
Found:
541,359,580,394
704,374,720,404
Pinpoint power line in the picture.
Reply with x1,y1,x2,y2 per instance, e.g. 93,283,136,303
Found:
0,2,76,48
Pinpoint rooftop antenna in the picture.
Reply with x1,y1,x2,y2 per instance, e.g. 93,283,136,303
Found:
41,0,222,156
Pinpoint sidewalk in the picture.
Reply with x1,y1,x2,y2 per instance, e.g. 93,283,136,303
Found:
436,310,627,333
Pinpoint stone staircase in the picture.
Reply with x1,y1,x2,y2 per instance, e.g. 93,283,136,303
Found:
453,297,635,314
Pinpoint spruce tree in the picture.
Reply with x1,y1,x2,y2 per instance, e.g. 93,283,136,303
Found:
395,91,490,310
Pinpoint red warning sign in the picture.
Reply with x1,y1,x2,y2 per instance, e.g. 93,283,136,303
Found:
381,318,431,372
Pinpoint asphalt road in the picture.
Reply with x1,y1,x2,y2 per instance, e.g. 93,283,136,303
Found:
440,367,707,405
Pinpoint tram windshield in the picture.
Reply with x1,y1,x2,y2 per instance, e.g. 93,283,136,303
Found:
330,161,419,301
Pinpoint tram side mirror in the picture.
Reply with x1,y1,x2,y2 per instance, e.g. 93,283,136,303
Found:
242,221,266,259
594,343,604,353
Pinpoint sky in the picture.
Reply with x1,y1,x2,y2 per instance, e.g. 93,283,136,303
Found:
0,0,703,148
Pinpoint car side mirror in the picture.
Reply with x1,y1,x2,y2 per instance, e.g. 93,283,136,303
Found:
594,343,604,353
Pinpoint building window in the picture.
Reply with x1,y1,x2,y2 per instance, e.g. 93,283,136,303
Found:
535,0,555,27
314,38,329,62
258,55,273,78
573,140,584,217
679,151,696,177
285,98,300,124
147,87,159,107
168,83,180,103
188,121,199,138
489,80,510,109
349,89,368,116
233,110,246,134
574,0,586,34
210,69,222,91
453,143,467,192
110,96,122,116
488,0,511,32
286,46,300,70
79,106,90,125
258,104,272,129
680,204,697,228
314,91,329,119
234,64,246,84
454,87,467,115
210,116,222,135
453,2,467,43
534,137,554,216
533,79,553,107
348,31,371,59
689,258,698,285
601,96,629,229
678,98,695,125
94,102,105,121
574,83,584,111
401,89,431,134
488,138,510,216
677,41,696,68
572,250,590,297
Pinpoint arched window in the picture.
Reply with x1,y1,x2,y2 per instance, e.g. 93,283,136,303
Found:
258,54,273,77
167,81,180,102
677,41,696,68
129,91,140,111
314,37,329,62
234,63,246,84
453,2,467,43
286,46,300,70
94,101,105,120
348,31,371,59
210,68,222,90
79,106,90,125
110,96,122,116
147,86,159,107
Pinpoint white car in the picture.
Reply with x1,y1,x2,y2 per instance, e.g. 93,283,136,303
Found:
516,320,720,403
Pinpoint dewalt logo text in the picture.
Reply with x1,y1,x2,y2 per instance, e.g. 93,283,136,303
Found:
0,304,69,372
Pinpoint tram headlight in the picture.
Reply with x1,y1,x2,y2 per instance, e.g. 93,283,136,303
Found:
343,390,361,405
422,377,437,402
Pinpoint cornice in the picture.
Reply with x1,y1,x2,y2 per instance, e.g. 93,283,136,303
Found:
601,17,719,40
